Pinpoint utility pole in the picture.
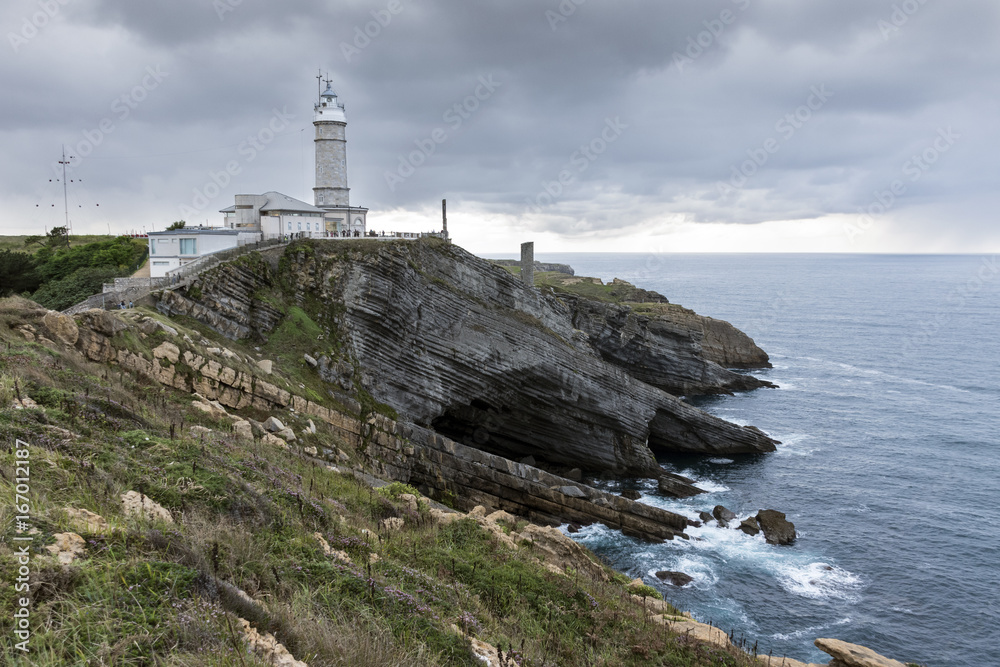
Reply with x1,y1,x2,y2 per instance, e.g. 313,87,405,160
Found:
58,146,74,235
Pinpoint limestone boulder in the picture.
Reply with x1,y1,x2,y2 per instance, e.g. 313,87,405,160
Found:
516,523,609,582
756,656,825,667
121,491,173,523
814,638,908,667
152,341,180,364
43,310,79,346
192,399,228,420
621,489,641,500
262,433,289,450
263,416,285,433
64,507,109,533
45,532,87,564
276,427,296,442
239,618,308,667
399,493,420,513
654,615,731,648
257,359,273,374
77,309,126,336
232,420,254,440
757,509,796,545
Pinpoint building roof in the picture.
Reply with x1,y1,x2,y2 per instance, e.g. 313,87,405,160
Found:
217,192,324,215
149,228,241,236
260,191,324,213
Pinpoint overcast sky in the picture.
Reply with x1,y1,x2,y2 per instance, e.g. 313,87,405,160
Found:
3,0,998,254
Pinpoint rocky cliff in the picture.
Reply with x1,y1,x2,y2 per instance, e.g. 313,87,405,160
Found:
156,239,776,476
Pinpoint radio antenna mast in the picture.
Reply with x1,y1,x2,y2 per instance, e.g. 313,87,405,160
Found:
57,146,74,235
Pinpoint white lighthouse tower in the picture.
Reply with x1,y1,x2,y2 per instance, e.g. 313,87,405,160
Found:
314,76,367,236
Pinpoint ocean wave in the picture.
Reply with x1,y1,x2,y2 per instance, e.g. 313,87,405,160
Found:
771,616,851,641
676,469,730,493
773,433,818,457
775,561,863,602
797,355,973,394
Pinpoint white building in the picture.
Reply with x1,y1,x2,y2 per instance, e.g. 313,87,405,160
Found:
148,76,372,277
217,82,369,239
147,228,258,278
220,191,335,239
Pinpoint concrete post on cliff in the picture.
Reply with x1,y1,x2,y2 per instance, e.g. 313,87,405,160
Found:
521,242,534,287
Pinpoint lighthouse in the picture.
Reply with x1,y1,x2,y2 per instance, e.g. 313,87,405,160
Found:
313,77,367,236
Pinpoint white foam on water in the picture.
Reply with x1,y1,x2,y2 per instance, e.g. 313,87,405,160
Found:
775,561,862,602
716,415,751,427
709,458,734,465
676,522,863,603
776,381,798,391
676,469,730,493
771,616,851,641
773,433,818,457
669,555,719,589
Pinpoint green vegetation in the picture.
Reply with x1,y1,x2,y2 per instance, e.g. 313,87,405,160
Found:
0,233,147,310
0,296,766,666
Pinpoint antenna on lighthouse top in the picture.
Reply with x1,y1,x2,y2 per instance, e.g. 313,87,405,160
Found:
316,68,323,102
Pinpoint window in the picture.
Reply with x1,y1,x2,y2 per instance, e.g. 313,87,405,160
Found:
152,261,169,266
179,238,196,255
149,239,156,254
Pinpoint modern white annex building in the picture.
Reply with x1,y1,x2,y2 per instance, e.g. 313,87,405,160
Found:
147,228,259,278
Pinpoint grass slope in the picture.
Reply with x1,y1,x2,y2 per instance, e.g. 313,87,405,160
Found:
0,296,762,666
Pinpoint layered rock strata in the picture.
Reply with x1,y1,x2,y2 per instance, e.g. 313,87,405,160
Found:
158,240,774,474
563,293,773,395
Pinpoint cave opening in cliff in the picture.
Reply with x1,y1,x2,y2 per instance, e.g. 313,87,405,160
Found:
431,398,546,466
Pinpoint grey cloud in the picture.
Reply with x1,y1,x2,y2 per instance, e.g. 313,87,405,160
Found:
2,0,998,246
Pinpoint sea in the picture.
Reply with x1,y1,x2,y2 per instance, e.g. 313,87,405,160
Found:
508,253,999,666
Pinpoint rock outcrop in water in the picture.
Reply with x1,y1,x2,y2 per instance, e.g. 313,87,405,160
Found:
155,239,776,476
